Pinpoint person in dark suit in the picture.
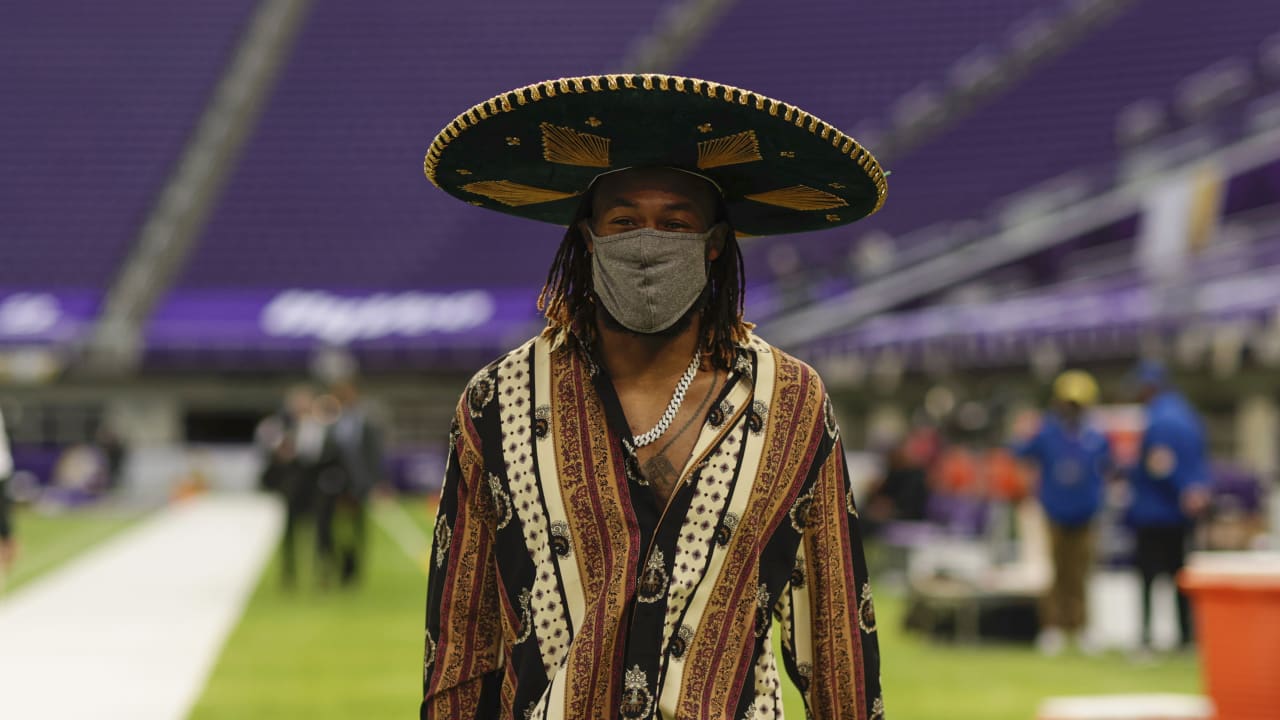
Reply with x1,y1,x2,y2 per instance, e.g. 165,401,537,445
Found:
0,407,15,579
257,385,322,587
315,380,385,587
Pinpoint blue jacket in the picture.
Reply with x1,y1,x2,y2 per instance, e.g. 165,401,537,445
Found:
1015,414,1110,527
1127,391,1209,528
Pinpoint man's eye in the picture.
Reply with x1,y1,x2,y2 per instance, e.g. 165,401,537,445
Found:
665,221,690,230
611,217,635,226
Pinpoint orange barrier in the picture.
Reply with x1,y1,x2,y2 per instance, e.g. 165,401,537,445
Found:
929,446,1031,500
1178,553,1280,720
986,448,1030,501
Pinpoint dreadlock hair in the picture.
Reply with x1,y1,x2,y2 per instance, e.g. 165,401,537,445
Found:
537,181,752,370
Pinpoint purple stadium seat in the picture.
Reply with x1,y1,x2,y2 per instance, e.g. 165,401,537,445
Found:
710,0,1280,294
856,0,1280,243
673,0,1058,287
173,1,675,293
0,0,258,292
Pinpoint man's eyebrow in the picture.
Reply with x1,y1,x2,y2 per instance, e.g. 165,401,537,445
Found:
599,197,637,210
598,198,701,213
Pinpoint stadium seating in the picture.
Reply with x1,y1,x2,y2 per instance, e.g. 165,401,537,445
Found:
22,0,1275,365
0,0,258,291
148,1,696,364
171,0,669,292
674,0,1065,285
675,0,1051,142
804,229,1280,367
747,0,1280,292
159,0,1076,353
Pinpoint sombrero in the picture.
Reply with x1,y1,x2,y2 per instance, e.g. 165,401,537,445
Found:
424,74,887,236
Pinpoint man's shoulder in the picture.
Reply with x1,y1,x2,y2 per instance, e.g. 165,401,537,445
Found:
747,335,838,438
462,337,541,387
1147,401,1198,438
454,336,542,415
749,334,827,394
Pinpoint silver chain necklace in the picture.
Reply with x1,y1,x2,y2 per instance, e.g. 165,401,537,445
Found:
632,350,701,448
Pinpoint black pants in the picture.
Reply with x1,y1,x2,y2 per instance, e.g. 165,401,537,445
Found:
0,474,12,542
271,463,314,585
316,489,367,587
1134,525,1193,647
280,497,311,585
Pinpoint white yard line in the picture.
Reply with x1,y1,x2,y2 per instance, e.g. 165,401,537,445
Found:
372,499,431,575
2,512,143,593
0,494,281,720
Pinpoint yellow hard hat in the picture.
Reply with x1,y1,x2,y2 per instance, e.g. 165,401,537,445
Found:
1053,370,1100,407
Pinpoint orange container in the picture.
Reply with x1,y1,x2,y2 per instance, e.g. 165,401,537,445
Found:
1178,552,1280,720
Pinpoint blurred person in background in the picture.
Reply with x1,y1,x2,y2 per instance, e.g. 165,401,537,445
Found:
256,385,322,587
1013,370,1111,656
865,437,930,535
95,424,126,494
420,76,883,719
0,406,15,578
318,379,384,587
1128,361,1210,653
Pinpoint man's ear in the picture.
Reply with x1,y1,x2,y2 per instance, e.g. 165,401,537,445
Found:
707,222,729,262
578,219,595,253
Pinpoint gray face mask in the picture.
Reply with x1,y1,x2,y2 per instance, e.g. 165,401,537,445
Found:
588,226,717,334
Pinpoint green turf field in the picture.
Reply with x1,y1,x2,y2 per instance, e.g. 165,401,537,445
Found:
874,596,1200,720
193,500,1201,719
2,503,147,594
190,499,432,720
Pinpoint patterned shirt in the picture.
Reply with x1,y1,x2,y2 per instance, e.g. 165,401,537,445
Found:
421,334,883,719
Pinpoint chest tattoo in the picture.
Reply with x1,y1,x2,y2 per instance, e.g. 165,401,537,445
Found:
642,453,680,499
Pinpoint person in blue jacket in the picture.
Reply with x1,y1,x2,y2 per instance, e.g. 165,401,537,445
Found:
1128,362,1210,650
1015,370,1111,656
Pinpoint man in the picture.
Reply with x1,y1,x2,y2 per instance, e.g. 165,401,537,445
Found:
1014,370,1111,656
1128,362,1209,651
96,425,125,493
420,75,886,719
0,406,15,580
318,380,384,586
865,438,929,536
255,385,322,587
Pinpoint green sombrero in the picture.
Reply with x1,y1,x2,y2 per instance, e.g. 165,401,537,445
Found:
424,74,887,236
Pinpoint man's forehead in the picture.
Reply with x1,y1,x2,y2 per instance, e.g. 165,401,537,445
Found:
591,167,720,207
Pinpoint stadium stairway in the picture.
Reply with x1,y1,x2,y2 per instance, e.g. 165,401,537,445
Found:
81,0,313,375
0,495,281,720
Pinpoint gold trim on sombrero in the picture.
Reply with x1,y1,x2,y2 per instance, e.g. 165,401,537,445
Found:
461,180,580,207
423,74,888,216
540,122,610,168
696,130,762,170
745,185,849,211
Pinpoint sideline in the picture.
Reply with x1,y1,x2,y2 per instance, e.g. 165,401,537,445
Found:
0,494,281,720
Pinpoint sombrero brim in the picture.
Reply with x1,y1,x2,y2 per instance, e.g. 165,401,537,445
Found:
424,74,887,237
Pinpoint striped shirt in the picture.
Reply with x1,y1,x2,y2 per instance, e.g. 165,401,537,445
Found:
421,334,883,719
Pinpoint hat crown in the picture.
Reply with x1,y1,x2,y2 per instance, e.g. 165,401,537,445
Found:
423,74,887,237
